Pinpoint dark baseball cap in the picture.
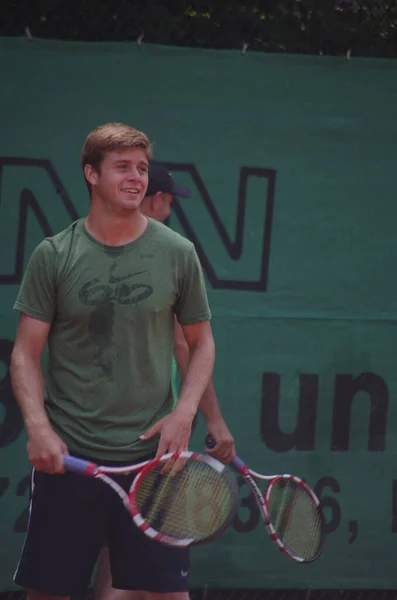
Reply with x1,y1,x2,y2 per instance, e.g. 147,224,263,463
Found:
145,161,191,199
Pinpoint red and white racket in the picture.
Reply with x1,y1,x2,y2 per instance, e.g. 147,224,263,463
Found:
63,451,238,548
205,436,325,563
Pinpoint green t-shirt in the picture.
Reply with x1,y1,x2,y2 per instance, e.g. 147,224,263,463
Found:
14,218,211,461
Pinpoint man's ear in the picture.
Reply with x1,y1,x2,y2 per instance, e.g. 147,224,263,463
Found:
84,164,99,188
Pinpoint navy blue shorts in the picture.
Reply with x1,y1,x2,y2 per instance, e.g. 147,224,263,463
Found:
14,456,190,595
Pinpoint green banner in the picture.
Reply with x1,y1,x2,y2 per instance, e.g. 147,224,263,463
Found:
1,37,397,590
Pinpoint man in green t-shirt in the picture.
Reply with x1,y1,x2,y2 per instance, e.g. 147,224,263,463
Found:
10,124,224,600
93,161,235,600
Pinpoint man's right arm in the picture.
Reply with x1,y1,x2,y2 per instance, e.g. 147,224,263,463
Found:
11,313,68,473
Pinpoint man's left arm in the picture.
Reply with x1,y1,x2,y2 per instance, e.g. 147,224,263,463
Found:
141,243,227,458
177,320,215,418
141,319,214,457
174,318,235,462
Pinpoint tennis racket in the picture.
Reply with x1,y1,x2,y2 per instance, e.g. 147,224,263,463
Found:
205,435,325,563
63,450,238,548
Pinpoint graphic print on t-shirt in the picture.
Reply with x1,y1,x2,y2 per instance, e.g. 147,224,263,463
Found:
78,263,154,379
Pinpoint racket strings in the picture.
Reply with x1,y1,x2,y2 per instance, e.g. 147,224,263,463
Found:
268,479,323,561
135,460,235,541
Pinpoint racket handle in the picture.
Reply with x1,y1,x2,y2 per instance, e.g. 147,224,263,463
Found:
205,435,246,473
63,455,96,475
230,455,246,473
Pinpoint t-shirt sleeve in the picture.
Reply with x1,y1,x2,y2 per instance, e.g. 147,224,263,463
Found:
174,245,211,326
13,239,57,323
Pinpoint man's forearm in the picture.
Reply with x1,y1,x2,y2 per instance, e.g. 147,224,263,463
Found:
198,380,223,421
174,321,222,422
10,350,50,434
175,338,215,417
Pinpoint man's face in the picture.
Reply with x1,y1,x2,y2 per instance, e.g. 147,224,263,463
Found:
85,148,149,214
156,192,173,222
141,191,174,223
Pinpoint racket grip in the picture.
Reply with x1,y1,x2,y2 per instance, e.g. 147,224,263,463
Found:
230,456,246,473
205,435,246,474
63,455,96,475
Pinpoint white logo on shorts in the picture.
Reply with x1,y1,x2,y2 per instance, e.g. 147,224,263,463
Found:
181,570,189,577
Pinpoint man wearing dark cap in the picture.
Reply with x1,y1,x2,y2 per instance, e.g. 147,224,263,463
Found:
140,160,191,222
93,161,235,600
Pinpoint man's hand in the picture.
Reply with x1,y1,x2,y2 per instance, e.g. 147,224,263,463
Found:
205,418,235,463
27,425,68,474
140,408,194,473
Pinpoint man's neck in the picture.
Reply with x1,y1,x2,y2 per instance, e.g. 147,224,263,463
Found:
85,207,149,247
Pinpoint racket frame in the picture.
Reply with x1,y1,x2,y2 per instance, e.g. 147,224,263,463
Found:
203,438,324,564
63,450,238,548
230,455,325,563
129,451,238,547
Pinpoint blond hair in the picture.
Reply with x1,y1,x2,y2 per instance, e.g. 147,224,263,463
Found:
81,122,152,193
